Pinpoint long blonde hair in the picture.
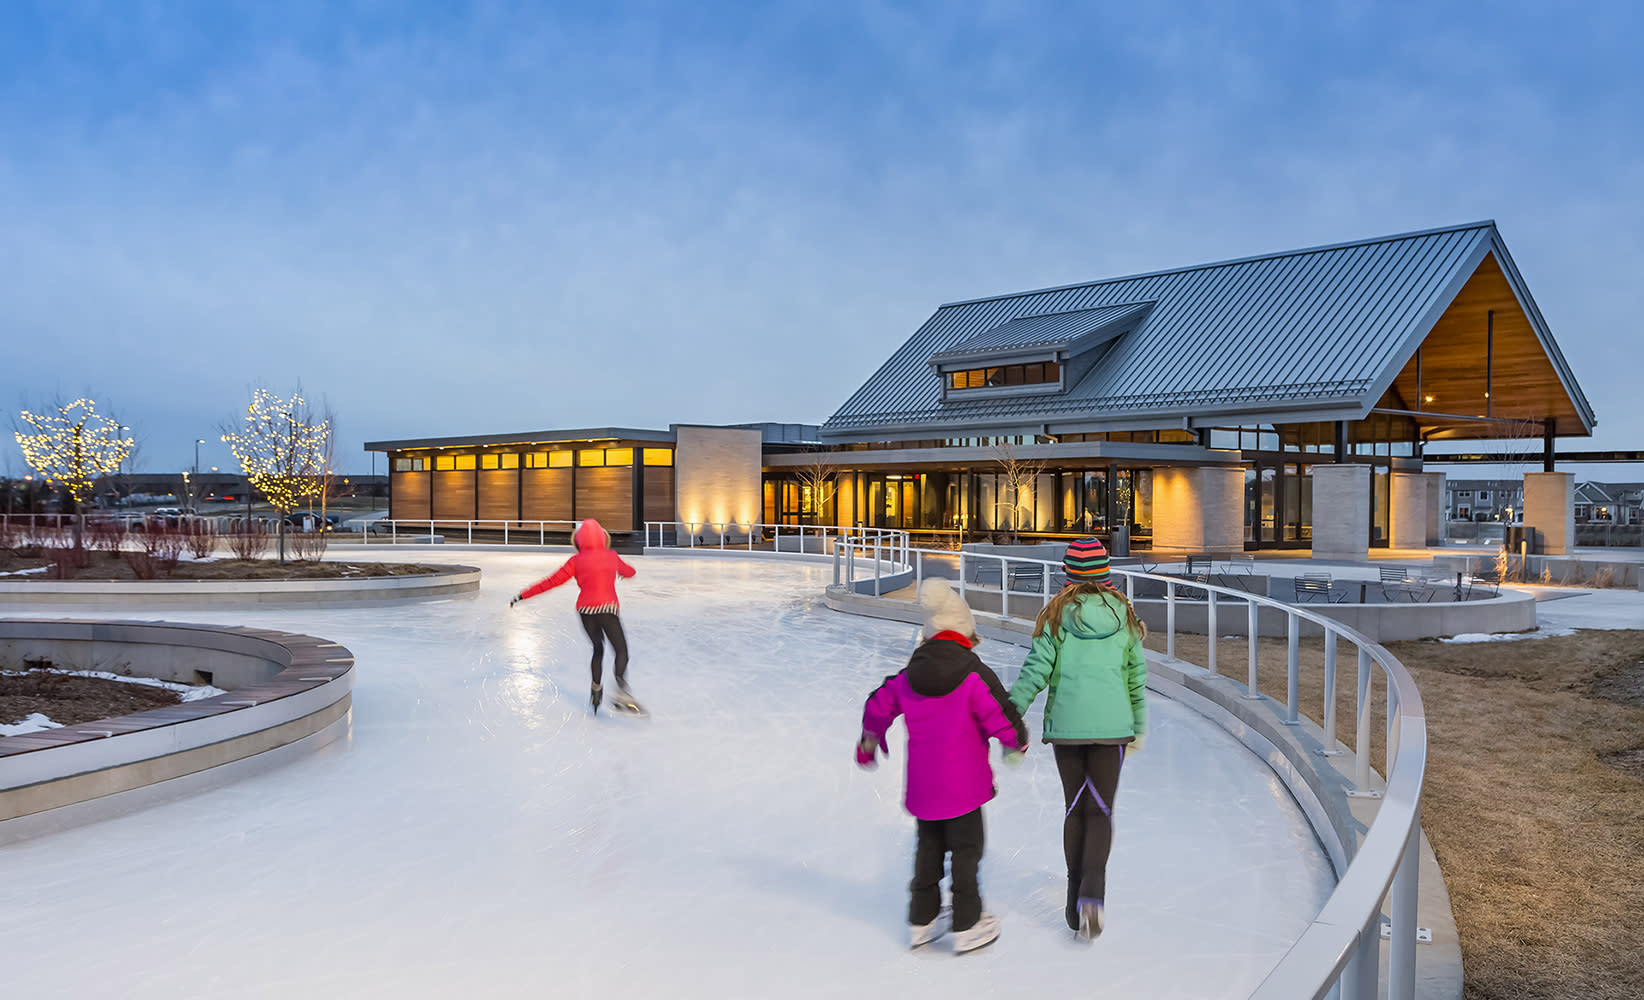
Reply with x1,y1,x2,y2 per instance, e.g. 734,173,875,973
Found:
1032,581,1147,642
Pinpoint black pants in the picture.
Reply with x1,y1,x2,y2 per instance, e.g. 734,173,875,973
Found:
910,808,984,932
1054,744,1125,925
578,612,628,687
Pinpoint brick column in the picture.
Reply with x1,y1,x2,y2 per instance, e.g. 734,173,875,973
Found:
1523,471,1575,555
1311,464,1370,561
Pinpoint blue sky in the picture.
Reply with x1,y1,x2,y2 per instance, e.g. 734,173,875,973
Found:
2,0,1641,476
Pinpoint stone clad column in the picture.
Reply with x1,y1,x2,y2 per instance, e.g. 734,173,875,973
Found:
674,426,763,541
1523,472,1575,555
1423,471,1447,545
1151,466,1244,553
1389,472,1427,550
1311,464,1370,561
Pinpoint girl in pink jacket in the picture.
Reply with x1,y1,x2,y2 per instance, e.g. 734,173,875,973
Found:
856,579,1027,954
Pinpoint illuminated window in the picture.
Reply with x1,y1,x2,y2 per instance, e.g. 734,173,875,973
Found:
454,455,477,471
524,452,547,468
946,361,1059,391
393,458,412,472
549,451,572,468
500,453,519,469
578,449,605,467
604,448,633,466
411,457,425,471
434,455,455,471
480,454,499,470
643,448,674,466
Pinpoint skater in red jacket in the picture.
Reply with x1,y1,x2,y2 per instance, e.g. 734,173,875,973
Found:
510,518,642,715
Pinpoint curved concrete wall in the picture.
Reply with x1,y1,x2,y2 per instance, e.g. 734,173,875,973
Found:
1126,587,1537,642
0,565,480,606
0,620,354,842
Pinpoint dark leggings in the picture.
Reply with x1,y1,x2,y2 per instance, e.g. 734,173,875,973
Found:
910,807,985,932
578,612,628,687
1054,743,1125,918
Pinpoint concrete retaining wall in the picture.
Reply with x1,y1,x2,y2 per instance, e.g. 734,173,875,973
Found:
0,565,481,606
1,620,354,842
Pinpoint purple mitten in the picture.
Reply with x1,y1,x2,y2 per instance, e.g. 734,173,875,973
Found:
855,731,885,769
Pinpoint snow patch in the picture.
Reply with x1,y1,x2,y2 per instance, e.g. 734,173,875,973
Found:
0,712,62,736
1442,628,1575,644
0,566,50,577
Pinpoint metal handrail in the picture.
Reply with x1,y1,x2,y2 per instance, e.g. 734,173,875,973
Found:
833,540,1427,1000
359,518,580,545
642,520,910,567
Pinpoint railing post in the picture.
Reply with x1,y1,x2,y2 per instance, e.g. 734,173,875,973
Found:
1323,631,1339,750
1388,685,1402,774
1247,599,1259,698
468,521,472,543
1042,562,1051,607
1000,556,1009,619
1206,590,1218,675
958,552,967,601
833,539,842,585
1165,581,1176,660
747,524,753,551
916,549,924,597
1285,612,1300,725
1125,571,1134,603
1341,906,1382,1000
873,537,881,597
391,520,397,543
1390,802,1422,1000
504,522,508,545
1355,646,1375,794
720,523,725,550
847,542,855,586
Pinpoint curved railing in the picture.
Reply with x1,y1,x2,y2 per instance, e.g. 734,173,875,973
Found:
834,539,1427,1000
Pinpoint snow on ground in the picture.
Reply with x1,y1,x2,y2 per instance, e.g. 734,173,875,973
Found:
0,552,1333,998
0,711,60,736
0,668,228,702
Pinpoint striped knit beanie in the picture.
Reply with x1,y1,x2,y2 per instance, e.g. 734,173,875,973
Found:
1063,537,1112,587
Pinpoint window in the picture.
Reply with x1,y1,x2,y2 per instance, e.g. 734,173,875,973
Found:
454,455,476,471
604,448,633,466
578,449,604,467
525,452,549,469
434,455,455,471
643,448,674,466
393,458,412,472
480,454,499,470
549,451,573,468
500,453,519,469
946,361,1059,391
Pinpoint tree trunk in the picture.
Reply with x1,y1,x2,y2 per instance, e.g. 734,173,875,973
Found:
72,498,84,552
278,517,287,563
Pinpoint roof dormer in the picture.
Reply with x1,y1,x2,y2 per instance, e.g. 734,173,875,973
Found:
929,302,1152,403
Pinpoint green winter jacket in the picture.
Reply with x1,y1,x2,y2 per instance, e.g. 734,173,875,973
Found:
1008,590,1147,743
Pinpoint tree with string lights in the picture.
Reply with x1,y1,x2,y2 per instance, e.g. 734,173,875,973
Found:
14,398,135,551
222,388,332,563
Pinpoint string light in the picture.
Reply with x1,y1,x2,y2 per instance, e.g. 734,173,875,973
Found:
221,389,331,513
14,398,135,505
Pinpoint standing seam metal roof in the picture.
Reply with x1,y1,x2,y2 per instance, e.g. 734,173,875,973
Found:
824,222,1512,434
928,302,1151,361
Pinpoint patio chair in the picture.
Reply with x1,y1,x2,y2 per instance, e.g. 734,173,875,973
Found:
1379,566,1423,602
1293,574,1344,603
972,561,1003,588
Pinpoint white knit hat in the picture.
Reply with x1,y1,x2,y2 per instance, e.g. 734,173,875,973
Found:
920,578,977,640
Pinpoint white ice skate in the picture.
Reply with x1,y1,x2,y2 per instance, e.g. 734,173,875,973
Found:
1076,899,1105,941
910,905,951,949
607,683,647,717
951,912,1000,954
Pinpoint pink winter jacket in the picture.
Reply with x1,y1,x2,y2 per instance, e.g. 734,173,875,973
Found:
861,634,1028,821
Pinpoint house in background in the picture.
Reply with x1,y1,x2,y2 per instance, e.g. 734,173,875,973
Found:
1575,482,1644,525
1445,479,1526,522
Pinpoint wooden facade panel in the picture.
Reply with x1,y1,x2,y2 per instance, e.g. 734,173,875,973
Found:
1391,253,1582,437
391,472,430,520
477,470,520,522
577,466,634,530
643,468,675,523
432,471,476,521
521,469,573,522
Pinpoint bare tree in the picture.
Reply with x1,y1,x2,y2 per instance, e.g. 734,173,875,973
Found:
793,447,839,526
990,439,1045,544
13,397,134,551
222,387,332,563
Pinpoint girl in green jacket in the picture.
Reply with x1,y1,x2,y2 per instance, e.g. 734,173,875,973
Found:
1008,537,1147,941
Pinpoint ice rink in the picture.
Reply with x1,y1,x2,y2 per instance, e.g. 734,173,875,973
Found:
1,552,1334,998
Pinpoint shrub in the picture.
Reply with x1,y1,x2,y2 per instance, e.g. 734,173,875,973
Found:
288,523,329,562
226,520,271,561
182,519,218,560
150,524,185,576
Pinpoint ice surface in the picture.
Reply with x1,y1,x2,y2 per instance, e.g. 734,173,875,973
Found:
0,552,1334,998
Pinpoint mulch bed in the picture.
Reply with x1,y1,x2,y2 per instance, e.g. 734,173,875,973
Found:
1,669,183,729
0,550,445,580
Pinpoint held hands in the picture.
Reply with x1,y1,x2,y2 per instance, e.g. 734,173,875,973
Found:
1128,732,1146,755
1002,746,1026,768
855,731,885,770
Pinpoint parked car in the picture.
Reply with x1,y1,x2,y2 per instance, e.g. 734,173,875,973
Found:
282,511,340,530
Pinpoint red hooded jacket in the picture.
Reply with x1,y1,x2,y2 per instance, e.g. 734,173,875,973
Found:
517,519,636,614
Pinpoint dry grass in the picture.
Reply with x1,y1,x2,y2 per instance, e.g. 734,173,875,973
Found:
1147,629,1644,1000
0,550,445,580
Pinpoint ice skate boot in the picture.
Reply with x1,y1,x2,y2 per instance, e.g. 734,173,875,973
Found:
589,683,602,714
1076,898,1104,941
910,905,951,949
608,680,647,717
951,912,999,954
